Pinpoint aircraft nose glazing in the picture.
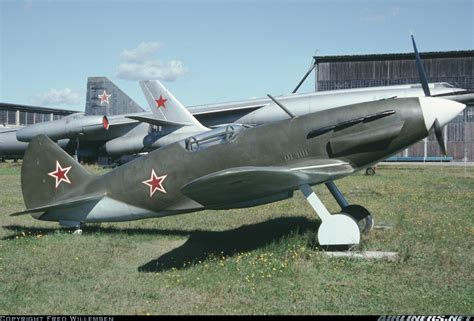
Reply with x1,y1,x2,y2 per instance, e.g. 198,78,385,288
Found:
419,97,466,131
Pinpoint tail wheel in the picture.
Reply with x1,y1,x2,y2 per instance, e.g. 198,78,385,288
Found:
342,204,374,234
365,167,376,176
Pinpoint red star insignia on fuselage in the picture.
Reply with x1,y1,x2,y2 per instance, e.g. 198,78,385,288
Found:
142,169,167,197
155,95,168,109
98,90,111,105
48,161,72,189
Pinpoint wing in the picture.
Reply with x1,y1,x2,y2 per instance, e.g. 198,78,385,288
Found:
103,115,188,128
190,103,267,116
181,159,353,208
125,115,191,127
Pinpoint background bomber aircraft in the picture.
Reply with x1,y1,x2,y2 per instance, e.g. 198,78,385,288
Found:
1,36,473,163
11,85,466,247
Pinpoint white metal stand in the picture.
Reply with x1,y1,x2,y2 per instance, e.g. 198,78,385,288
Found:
299,184,360,247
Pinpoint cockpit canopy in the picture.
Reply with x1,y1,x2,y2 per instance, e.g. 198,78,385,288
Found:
182,124,248,152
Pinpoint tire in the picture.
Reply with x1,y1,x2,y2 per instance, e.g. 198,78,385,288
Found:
365,167,376,176
342,204,374,234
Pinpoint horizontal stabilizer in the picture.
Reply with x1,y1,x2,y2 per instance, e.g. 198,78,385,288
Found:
11,194,104,216
125,115,192,127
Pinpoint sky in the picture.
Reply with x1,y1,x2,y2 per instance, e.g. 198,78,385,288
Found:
1,0,473,112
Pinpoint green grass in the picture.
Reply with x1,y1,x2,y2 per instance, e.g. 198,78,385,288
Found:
0,161,472,314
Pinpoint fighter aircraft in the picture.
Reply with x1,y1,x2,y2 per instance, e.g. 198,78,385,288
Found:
11,86,466,247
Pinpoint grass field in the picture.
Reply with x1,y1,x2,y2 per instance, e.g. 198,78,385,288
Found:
0,162,472,315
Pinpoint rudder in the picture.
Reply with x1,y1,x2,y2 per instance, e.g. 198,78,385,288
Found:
21,135,95,210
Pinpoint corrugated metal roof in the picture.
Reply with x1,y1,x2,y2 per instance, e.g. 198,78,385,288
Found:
0,102,77,114
314,50,474,63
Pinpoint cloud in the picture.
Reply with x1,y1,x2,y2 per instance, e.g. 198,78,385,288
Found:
120,42,162,62
117,60,188,81
116,42,188,82
23,0,33,10
30,88,81,106
391,7,400,17
360,7,401,22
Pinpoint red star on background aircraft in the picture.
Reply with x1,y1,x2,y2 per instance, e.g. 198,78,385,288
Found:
155,95,167,109
98,90,111,105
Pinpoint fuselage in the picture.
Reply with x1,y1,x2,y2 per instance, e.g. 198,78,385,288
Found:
36,97,442,224
31,95,468,225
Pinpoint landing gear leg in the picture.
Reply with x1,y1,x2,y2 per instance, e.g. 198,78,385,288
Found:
299,184,360,248
59,220,82,235
325,181,374,233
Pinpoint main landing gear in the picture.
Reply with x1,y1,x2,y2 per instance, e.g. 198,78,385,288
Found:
299,181,374,248
325,181,374,234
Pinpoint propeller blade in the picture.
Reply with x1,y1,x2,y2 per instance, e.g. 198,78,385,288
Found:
411,34,431,97
433,118,447,156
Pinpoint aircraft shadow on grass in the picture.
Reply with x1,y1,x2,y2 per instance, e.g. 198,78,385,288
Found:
138,216,320,273
2,216,320,272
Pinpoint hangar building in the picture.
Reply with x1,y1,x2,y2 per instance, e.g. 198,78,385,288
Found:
314,50,474,162
0,103,76,128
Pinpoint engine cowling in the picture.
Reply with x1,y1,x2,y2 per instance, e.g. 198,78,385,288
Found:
16,114,109,142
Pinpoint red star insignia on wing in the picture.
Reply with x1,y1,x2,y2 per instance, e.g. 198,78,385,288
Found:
142,169,167,197
48,161,72,188
98,90,111,105
155,95,168,109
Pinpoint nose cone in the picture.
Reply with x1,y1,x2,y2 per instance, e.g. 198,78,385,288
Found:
419,97,466,131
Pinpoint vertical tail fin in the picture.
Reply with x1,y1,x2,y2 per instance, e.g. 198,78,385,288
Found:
20,135,95,210
85,77,145,116
139,80,207,129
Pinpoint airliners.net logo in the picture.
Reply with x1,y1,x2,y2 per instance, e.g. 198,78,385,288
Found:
378,316,471,321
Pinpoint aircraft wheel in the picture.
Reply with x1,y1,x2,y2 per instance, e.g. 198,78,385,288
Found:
342,204,374,234
365,167,376,176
